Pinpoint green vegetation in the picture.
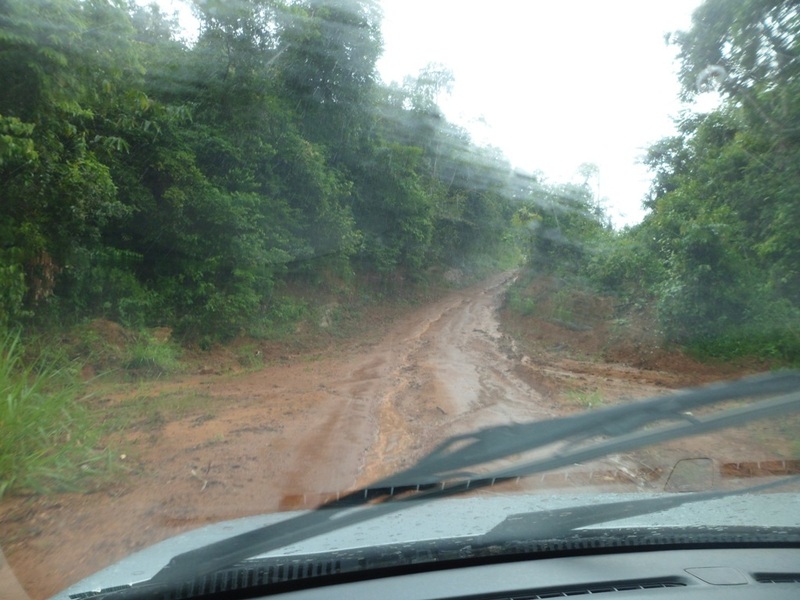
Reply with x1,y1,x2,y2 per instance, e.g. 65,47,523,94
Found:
507,288,537,317
566,389,605,410
99,389,215,434
3,0,799,498
0,0,521,343
0,334,111,497
506,0,800,367
0,0,528,497
3,0,796,358
121,336,181,376
57,320,183,378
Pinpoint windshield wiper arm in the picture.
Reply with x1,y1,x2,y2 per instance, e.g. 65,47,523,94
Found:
107,371,800,597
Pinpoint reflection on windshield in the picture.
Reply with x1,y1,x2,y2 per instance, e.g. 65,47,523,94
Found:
1,1,799,599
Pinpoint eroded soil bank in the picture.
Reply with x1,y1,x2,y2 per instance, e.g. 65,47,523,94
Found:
1,273,791,599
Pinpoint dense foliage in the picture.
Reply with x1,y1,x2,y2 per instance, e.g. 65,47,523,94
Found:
3,0,797,363
587,0,800,361
0,0,519,340
506,0,800,363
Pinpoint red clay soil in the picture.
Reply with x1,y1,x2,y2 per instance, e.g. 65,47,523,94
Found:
1,273,794,600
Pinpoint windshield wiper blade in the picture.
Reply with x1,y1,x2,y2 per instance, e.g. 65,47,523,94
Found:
107,371,800,597
379,370,800,486
481,476,800,542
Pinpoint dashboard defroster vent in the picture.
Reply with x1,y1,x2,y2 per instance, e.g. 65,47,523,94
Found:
754,573,800,584
482,579,686,599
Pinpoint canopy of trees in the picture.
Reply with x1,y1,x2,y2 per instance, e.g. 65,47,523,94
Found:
5,0,796,362
584,0,800,361
1,0,520,339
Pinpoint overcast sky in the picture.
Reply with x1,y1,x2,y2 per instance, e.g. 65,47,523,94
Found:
377,0,708,226
156,0,709,226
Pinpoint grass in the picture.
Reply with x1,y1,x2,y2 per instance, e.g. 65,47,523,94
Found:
234,343,263,369
565,389,605,409
507,289,537,316
248,296,309,340
0,333,114,498
98,389,216,434
39,321,186,381
685,326,800,367
551,288,576,322
504,273,580,323
122,336,181,377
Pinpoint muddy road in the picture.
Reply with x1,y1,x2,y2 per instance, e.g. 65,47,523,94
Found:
0,273,788,599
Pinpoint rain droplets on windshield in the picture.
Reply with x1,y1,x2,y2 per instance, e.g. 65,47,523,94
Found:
1,1,799,598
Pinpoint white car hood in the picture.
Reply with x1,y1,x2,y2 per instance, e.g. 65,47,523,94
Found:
51,491,800,599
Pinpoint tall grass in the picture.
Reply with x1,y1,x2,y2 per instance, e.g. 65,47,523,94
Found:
0,333,109,498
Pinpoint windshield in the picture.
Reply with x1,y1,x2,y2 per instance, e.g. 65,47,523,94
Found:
1,1,799,599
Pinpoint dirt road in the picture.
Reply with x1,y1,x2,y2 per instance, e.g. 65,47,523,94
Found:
0,273,788,599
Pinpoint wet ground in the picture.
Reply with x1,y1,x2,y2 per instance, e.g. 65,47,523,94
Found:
1,273,794,599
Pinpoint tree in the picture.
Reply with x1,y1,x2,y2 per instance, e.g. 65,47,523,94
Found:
0,0,137,317
279,0,383,157
674,0,800,138
599,0,800,357
0,0,522,338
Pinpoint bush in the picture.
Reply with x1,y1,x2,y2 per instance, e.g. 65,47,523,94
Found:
586,233,664,298
0,250,28,329
56,247,159,329
249,295,309,339
122,335,181,376
684,298,800,365
687,328,800,364
507,288,536,316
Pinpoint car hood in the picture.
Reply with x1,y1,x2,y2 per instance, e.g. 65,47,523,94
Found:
51,490,800,599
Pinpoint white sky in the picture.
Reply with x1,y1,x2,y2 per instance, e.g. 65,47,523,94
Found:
156,0,708,227
377,0,706,226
